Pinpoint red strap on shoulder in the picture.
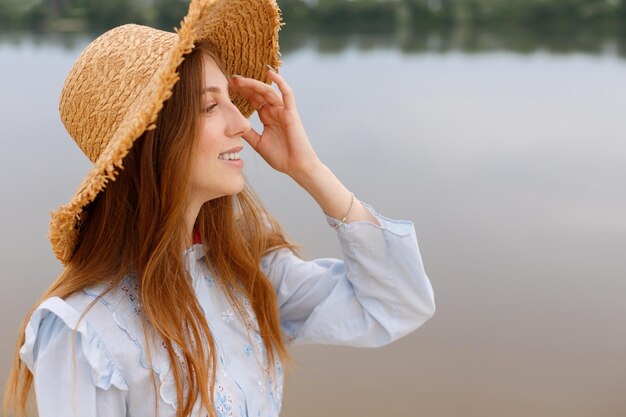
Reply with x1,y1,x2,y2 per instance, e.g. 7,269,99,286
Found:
192,225,201,244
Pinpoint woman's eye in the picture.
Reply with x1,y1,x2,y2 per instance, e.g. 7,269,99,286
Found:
203,98,235,114
203,103,217,113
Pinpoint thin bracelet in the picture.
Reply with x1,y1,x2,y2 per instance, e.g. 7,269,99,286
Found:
329,192,356,229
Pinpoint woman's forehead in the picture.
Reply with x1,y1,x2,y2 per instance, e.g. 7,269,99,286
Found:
201,56,228,92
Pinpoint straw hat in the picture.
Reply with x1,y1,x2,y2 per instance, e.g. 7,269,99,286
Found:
49,0,284,265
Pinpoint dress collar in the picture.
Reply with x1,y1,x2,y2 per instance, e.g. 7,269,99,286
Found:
182,243,206,262
182,243,206,291
184,225,205,262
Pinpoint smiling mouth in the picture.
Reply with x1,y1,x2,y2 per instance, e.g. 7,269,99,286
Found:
217,152,241,160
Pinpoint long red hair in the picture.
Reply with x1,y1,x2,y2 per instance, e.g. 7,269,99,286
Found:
3,40,299,417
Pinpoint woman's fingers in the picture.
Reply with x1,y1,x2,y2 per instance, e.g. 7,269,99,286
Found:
232,89,265,112
248,92,269,111
229,75,283,108
265,68,296,111
229,68,297,113
241,126,262,151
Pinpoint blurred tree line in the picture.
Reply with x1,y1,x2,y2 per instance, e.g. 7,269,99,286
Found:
0,0,625,35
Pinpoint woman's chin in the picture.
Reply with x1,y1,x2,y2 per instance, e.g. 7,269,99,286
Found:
224,180,246,197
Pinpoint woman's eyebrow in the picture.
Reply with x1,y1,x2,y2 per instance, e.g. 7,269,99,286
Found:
203,85,234,99
202,86,228,94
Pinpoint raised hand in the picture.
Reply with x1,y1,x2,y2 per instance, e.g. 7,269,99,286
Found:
228,67,321,178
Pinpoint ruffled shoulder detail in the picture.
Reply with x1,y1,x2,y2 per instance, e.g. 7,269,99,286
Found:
83,276,184,410
19,296,129,391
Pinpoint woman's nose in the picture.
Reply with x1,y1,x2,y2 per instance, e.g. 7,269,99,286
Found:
229,103,252,137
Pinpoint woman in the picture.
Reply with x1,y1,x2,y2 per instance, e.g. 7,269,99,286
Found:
3,0,435,416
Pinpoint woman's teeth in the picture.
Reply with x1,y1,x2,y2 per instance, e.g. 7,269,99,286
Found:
218,152,240,160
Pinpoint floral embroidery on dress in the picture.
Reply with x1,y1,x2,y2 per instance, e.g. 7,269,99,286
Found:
222,309,235,323
206,276,215,288
87,249,294,416
214,382,235,417
252,333,267,368
159,339,188,374
243,344,253,357
266,377,280,414
270,357,284,413
239,297,260,333
119,276,142,315
266,378,275,403
83,277,181,409
176,351,187,372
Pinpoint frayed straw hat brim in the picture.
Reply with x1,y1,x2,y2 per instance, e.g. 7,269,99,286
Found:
49,0,283,264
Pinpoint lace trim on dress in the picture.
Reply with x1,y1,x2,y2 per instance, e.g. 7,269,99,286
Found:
83,275,186,410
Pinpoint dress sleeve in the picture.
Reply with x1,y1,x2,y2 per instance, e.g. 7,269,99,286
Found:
260,201,436,347
19,297,128,417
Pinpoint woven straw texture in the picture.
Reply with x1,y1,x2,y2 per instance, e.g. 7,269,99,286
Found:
49,0,284,264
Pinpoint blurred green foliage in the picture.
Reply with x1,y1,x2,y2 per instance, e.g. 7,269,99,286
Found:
0,0,625,36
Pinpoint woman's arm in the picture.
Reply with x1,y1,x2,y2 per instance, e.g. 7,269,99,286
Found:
261,201,435,347
289,161,381,227
231,67,434,346
228,68,381,226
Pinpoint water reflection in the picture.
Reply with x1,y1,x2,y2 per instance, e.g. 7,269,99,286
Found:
287,27,626,57
0,30,91,51
2,27,626,59
1,29,625,417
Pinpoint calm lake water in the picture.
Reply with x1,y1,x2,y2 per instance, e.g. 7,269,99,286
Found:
1,32,625,417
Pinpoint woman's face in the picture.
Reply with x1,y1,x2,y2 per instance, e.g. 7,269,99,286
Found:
190,54,252,203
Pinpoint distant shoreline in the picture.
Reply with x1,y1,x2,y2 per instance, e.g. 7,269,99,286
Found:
3,26,626,61
1,0,626,36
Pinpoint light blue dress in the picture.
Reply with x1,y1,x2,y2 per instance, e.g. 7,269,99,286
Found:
19,201,435,417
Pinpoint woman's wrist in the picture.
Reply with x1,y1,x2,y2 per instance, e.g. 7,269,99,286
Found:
290,161,380,226
288,158,326,188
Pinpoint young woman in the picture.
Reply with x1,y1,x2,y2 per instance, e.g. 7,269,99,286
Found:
3,0,435,416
